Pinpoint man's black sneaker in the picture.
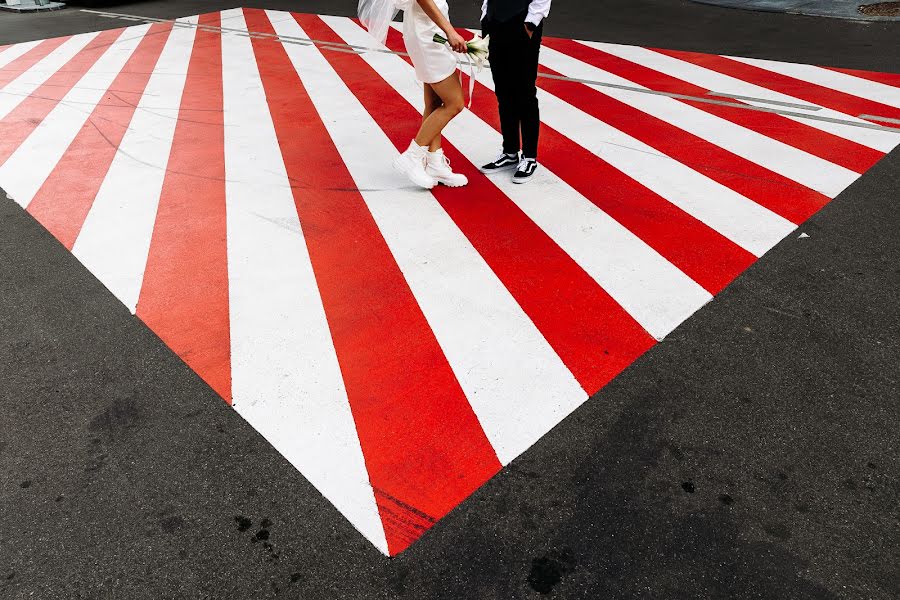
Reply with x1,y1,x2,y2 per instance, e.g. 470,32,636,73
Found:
513,158,538,184
479,152,520,173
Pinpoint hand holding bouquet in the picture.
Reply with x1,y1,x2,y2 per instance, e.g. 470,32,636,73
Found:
433,33,490,70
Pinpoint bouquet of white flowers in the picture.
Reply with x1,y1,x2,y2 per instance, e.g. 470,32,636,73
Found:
433,33,490,67
433,34,490,107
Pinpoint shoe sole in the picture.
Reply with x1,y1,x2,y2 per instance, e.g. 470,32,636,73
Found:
436,178,468,188
393,159,437,189
479,164,518,174
512,174,535,184
430,172,469,188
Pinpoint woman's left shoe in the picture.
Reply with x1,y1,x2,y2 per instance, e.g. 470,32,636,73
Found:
426,149,468,187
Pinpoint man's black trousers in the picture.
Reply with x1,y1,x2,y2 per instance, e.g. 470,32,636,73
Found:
484,17,543,160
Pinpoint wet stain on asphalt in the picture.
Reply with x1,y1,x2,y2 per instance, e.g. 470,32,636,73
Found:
234,515,252,532
261,540,280,561
83,453,108,473
159,515,185,533
19,480,30,489
234,515,280,561
763,520,792,540
88,397,141,435
667,443,685,460
527,555,571,595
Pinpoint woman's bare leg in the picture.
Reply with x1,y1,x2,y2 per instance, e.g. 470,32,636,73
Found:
414,73,464,151
422,85,443,152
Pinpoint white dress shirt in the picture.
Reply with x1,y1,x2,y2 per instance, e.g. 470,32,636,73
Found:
481,0,553,27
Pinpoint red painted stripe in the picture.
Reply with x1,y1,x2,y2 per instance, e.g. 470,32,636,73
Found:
305,13,657,393
26,24,173,250
0,36,68,89
0,29,125,165
244,8,502,556
380,27,754,294
136,14,231,404
652,48,900,123
550,42,880,173
536,38,830,225
823,66,900,89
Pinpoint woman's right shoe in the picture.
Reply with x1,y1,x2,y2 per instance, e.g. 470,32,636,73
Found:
394,141,437,189
426,148,468,187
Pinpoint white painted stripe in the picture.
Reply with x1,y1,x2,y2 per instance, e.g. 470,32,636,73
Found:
452,29,795,255
336,15,711,341
72,18,197,311
541,43,858,198
583,41,900,154
0,32,99,120
1,25,151,208
220,8,389,556
0,40,42,73
728,55,900,110
277,11,587,465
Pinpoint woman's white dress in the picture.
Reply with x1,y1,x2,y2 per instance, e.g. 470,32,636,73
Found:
402,0,457,84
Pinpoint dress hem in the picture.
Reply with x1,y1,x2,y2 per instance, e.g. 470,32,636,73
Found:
420,65,459,86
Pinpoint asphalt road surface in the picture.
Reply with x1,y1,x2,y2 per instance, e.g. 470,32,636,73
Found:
1,1,898,598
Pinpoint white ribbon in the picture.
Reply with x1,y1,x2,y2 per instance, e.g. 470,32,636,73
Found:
438,35,490,109
460,56,477,109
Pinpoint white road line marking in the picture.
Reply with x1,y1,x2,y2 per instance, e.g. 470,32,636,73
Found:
281,11,587,465
73,8,900,133
0,40,42,72
221,8,389,556
0,32,99,119
728,56,900,110
335,15,712,341
541,43,859,197
72,18,197,311
2,25,151,208
465,55,797,255
583,41,900,153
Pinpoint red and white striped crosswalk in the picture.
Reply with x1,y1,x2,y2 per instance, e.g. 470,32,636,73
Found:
1,8,898,555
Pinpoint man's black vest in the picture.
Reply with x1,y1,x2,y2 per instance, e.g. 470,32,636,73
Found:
485,0,532,23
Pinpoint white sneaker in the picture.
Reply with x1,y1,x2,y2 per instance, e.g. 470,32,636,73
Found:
393,141,437,189
426,148,468,188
